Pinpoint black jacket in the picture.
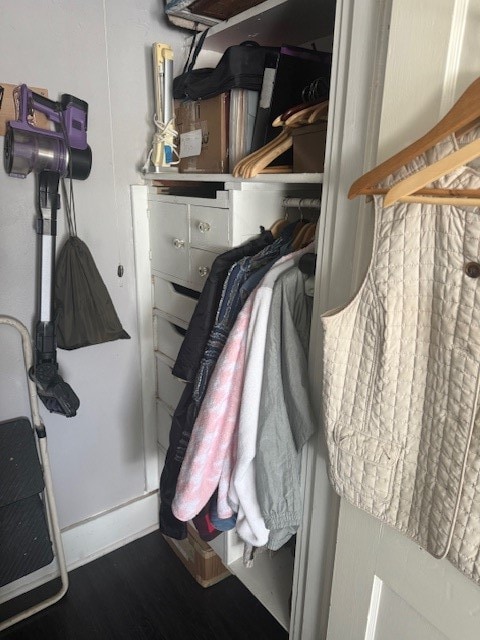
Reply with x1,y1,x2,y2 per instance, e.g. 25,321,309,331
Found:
172,231,273,382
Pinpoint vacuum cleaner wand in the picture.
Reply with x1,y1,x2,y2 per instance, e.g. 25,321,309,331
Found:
4,85,93,417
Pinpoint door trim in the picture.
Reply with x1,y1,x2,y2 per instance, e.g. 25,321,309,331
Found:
290,1,393,638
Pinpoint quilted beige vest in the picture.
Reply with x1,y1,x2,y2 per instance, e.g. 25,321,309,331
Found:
322,132,480,585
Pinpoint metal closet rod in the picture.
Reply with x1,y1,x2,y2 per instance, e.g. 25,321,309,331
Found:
283,197,321,210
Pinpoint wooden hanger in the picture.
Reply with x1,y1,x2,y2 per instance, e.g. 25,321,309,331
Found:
232,129,290,177
293,222,314,250
232,101,329,179
384,138,480,206
300,222,317,247
269,217,289,238
258,165,292,174
290,220,308,249
271,100,329,128
348,77,480,201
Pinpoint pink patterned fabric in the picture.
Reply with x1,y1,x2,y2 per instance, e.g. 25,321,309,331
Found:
172,296,254,522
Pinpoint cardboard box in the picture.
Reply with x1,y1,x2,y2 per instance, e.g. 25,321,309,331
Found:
176,93,229,174
163,522,231,588
291,121,328,173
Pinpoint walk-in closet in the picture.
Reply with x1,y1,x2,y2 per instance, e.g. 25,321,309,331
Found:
1,1,480,639
132,1,336,630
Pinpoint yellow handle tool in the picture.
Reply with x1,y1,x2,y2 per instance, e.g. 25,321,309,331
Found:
152,43,176,170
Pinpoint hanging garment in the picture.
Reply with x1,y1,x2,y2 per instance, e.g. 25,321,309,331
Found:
169,227,296,528
172,299,251,524
179,227,295,534
172,247,311,543
172,230,274,382
231,245,314,548
159,230,274,540
190,224,295,413
321,131,480,584
256,265,315,551
160,229,296,539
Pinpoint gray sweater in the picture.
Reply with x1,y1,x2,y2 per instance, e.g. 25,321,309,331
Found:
256,266,316,551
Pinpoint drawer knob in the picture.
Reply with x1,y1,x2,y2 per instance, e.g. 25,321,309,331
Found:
198,266,210,278
173,238,185,249
198,221,211,233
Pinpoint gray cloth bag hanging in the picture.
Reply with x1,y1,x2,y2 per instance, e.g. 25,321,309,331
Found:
54,180,130,349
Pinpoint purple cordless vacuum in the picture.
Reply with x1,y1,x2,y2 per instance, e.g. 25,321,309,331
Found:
4,84,93,417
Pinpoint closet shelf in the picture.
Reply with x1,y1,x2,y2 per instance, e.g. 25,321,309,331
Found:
197,0,337,52
143,172,324,184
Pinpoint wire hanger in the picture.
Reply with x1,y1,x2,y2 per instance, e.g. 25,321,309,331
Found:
348,77,480,202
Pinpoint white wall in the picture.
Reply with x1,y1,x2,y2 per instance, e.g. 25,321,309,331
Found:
377,0,480,162
0,0,184,529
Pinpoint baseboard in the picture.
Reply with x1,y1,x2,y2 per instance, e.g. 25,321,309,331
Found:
0,490,159,604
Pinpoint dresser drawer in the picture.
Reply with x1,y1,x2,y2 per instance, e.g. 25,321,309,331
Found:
149,202,189,281
155,352,186,410
153,277,198,328
156,398,173,452
190,205,229,250
190,248,218,290
154,314,185,363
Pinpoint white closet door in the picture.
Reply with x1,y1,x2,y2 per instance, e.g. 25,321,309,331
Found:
325,1,480,639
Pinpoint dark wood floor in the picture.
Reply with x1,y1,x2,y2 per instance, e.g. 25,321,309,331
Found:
0,530,288,640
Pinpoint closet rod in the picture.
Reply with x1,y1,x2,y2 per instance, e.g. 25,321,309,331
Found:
283,197,321,210
283,198,320,209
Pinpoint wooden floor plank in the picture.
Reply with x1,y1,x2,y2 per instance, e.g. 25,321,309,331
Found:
0,531,288,639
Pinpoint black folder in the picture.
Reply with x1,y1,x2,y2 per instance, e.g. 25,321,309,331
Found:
251,45,332,158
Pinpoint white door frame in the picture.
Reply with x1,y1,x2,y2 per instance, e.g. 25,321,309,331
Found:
320,1,480,639
291,1,393,638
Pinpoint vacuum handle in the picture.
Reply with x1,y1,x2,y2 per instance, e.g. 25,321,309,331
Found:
20,85,62,126
31,90,60,114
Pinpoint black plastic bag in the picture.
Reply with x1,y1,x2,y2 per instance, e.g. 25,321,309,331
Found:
55,236,130,350
173,31,277,100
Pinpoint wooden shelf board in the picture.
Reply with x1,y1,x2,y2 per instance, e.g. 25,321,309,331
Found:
143,171,323,184
201,0,337,52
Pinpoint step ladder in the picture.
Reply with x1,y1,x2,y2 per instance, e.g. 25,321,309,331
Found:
0,316,68,632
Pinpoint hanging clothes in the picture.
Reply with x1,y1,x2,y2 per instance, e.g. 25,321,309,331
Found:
159,230,274,540
172,246,312,543
229,245,314,548
321,130,480,584
161,224,297,540
172,230,274,382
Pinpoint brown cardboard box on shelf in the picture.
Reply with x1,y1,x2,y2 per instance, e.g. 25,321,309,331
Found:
291,121,328,173
163,522,231,588
176,93,229,174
